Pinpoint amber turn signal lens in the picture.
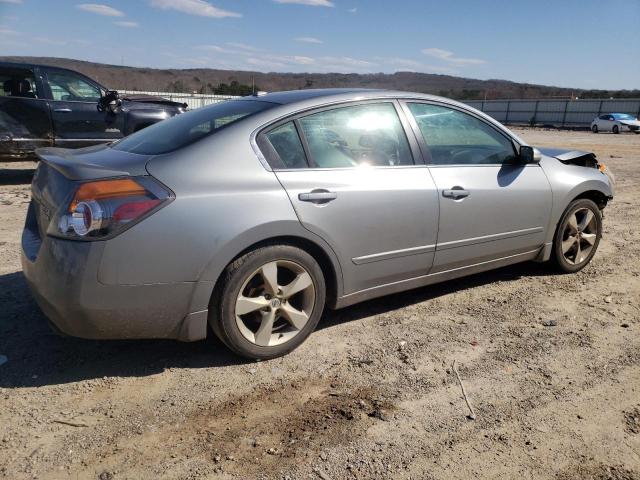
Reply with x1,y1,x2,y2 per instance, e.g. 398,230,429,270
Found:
69,179,147,212
598,163,607,173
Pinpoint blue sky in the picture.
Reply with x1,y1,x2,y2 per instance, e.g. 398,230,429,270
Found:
0,0,638,89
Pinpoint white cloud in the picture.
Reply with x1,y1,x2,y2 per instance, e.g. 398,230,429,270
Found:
226,42,257,51
295,36,323,44
422,47,485,66
0,26,19,35
76,3,125,17
114,20,139,27
320,56,377,69
273,0,334,6
198,44,227,52
347,7,357,13
245,57,288,69
149,0,241,18
0,0,23,4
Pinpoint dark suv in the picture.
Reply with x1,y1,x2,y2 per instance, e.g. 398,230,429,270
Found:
0,62,187,162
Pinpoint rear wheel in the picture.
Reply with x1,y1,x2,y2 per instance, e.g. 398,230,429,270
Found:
210,245,326,360
612,125,620,134
551,199,602,273
591,124,598,133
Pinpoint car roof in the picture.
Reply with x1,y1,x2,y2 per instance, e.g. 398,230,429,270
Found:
0,61,96,77
243,88,452,106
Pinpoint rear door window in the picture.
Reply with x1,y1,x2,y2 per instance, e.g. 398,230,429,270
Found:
0,67,39,99
298,103,414,168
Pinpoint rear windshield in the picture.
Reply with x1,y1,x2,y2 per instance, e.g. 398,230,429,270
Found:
111,99,274,155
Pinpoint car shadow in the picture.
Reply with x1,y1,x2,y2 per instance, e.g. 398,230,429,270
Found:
0,261,553,389
0,271,245,389
318,261,552,330
0,167,35,186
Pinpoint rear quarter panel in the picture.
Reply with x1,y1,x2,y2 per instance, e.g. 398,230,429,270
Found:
97,124,343,312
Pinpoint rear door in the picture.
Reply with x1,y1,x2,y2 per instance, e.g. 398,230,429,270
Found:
403,101,552,273
259,101,440,294
0,65,52,160
42,67,124,148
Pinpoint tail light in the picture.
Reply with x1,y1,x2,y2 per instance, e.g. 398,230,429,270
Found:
51,177,172,240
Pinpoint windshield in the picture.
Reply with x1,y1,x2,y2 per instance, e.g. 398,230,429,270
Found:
612,113,636,121
112,100,275,155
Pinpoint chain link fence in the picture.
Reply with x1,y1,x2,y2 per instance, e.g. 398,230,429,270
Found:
465,98,640,128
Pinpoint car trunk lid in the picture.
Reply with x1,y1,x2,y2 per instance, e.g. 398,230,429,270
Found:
35,144,151,181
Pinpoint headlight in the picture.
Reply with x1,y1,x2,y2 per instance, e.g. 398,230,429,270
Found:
51,176,172,240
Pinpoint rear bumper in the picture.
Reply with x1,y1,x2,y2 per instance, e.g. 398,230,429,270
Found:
21,203,207,342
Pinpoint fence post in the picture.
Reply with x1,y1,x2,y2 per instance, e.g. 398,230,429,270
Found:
561,99,569,128
597,100,603,117
533,100,539,126
505,100,511,125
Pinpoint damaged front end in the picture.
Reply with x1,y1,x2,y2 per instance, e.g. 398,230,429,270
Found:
538,147,615,204
537,148,600,168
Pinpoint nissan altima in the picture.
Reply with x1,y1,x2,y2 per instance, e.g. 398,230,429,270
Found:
22,89,614,359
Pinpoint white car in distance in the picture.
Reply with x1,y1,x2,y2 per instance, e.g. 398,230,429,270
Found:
591,113,640,134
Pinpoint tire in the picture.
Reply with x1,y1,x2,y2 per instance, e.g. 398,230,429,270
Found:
612,125,619,134
209,244,326,360
591,124,598,133
550,199,602,273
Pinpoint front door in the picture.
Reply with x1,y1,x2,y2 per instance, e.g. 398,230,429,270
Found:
258,102,440,294
404,101,552,273
43,68,124,148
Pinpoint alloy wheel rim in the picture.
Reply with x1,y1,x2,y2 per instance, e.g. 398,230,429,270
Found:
235,260,316,347
561,207,598,265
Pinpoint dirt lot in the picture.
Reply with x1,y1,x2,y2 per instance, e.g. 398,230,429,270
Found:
0,129,639,480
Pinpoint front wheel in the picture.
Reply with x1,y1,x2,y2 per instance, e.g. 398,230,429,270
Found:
551,199,602,273
612,125,620,134
210,245,326,360
591,124,598,133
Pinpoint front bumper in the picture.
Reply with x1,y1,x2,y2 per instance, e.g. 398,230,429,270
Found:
21,202,207,342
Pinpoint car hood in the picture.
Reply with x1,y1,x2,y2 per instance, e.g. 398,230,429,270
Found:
537,147,597,164
619,120,640,127
121,94,187,110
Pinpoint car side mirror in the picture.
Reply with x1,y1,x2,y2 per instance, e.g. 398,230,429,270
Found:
97,90,122,114
519,145,541,164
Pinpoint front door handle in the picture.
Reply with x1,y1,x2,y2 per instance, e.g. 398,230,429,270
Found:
54,108,72,113
442,187,470,199
298,189,338,204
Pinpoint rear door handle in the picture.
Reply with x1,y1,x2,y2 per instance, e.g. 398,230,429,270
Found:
442,188,470,199
54,108,72,113
298,190,338,204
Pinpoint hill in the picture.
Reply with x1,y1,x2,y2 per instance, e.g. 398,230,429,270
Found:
2,56,638,100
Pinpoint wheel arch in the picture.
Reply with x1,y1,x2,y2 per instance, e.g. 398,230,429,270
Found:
572,189,609,209
188,224,344,317
218,235,342,309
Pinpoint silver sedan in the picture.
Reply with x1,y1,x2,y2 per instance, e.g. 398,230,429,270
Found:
22,89,614,359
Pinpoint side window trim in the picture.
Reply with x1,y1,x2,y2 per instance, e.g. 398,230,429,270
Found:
256,99,422,171
399,99,520,166
293,118,316,168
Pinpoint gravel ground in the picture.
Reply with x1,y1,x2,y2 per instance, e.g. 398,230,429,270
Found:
0,128,639,480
